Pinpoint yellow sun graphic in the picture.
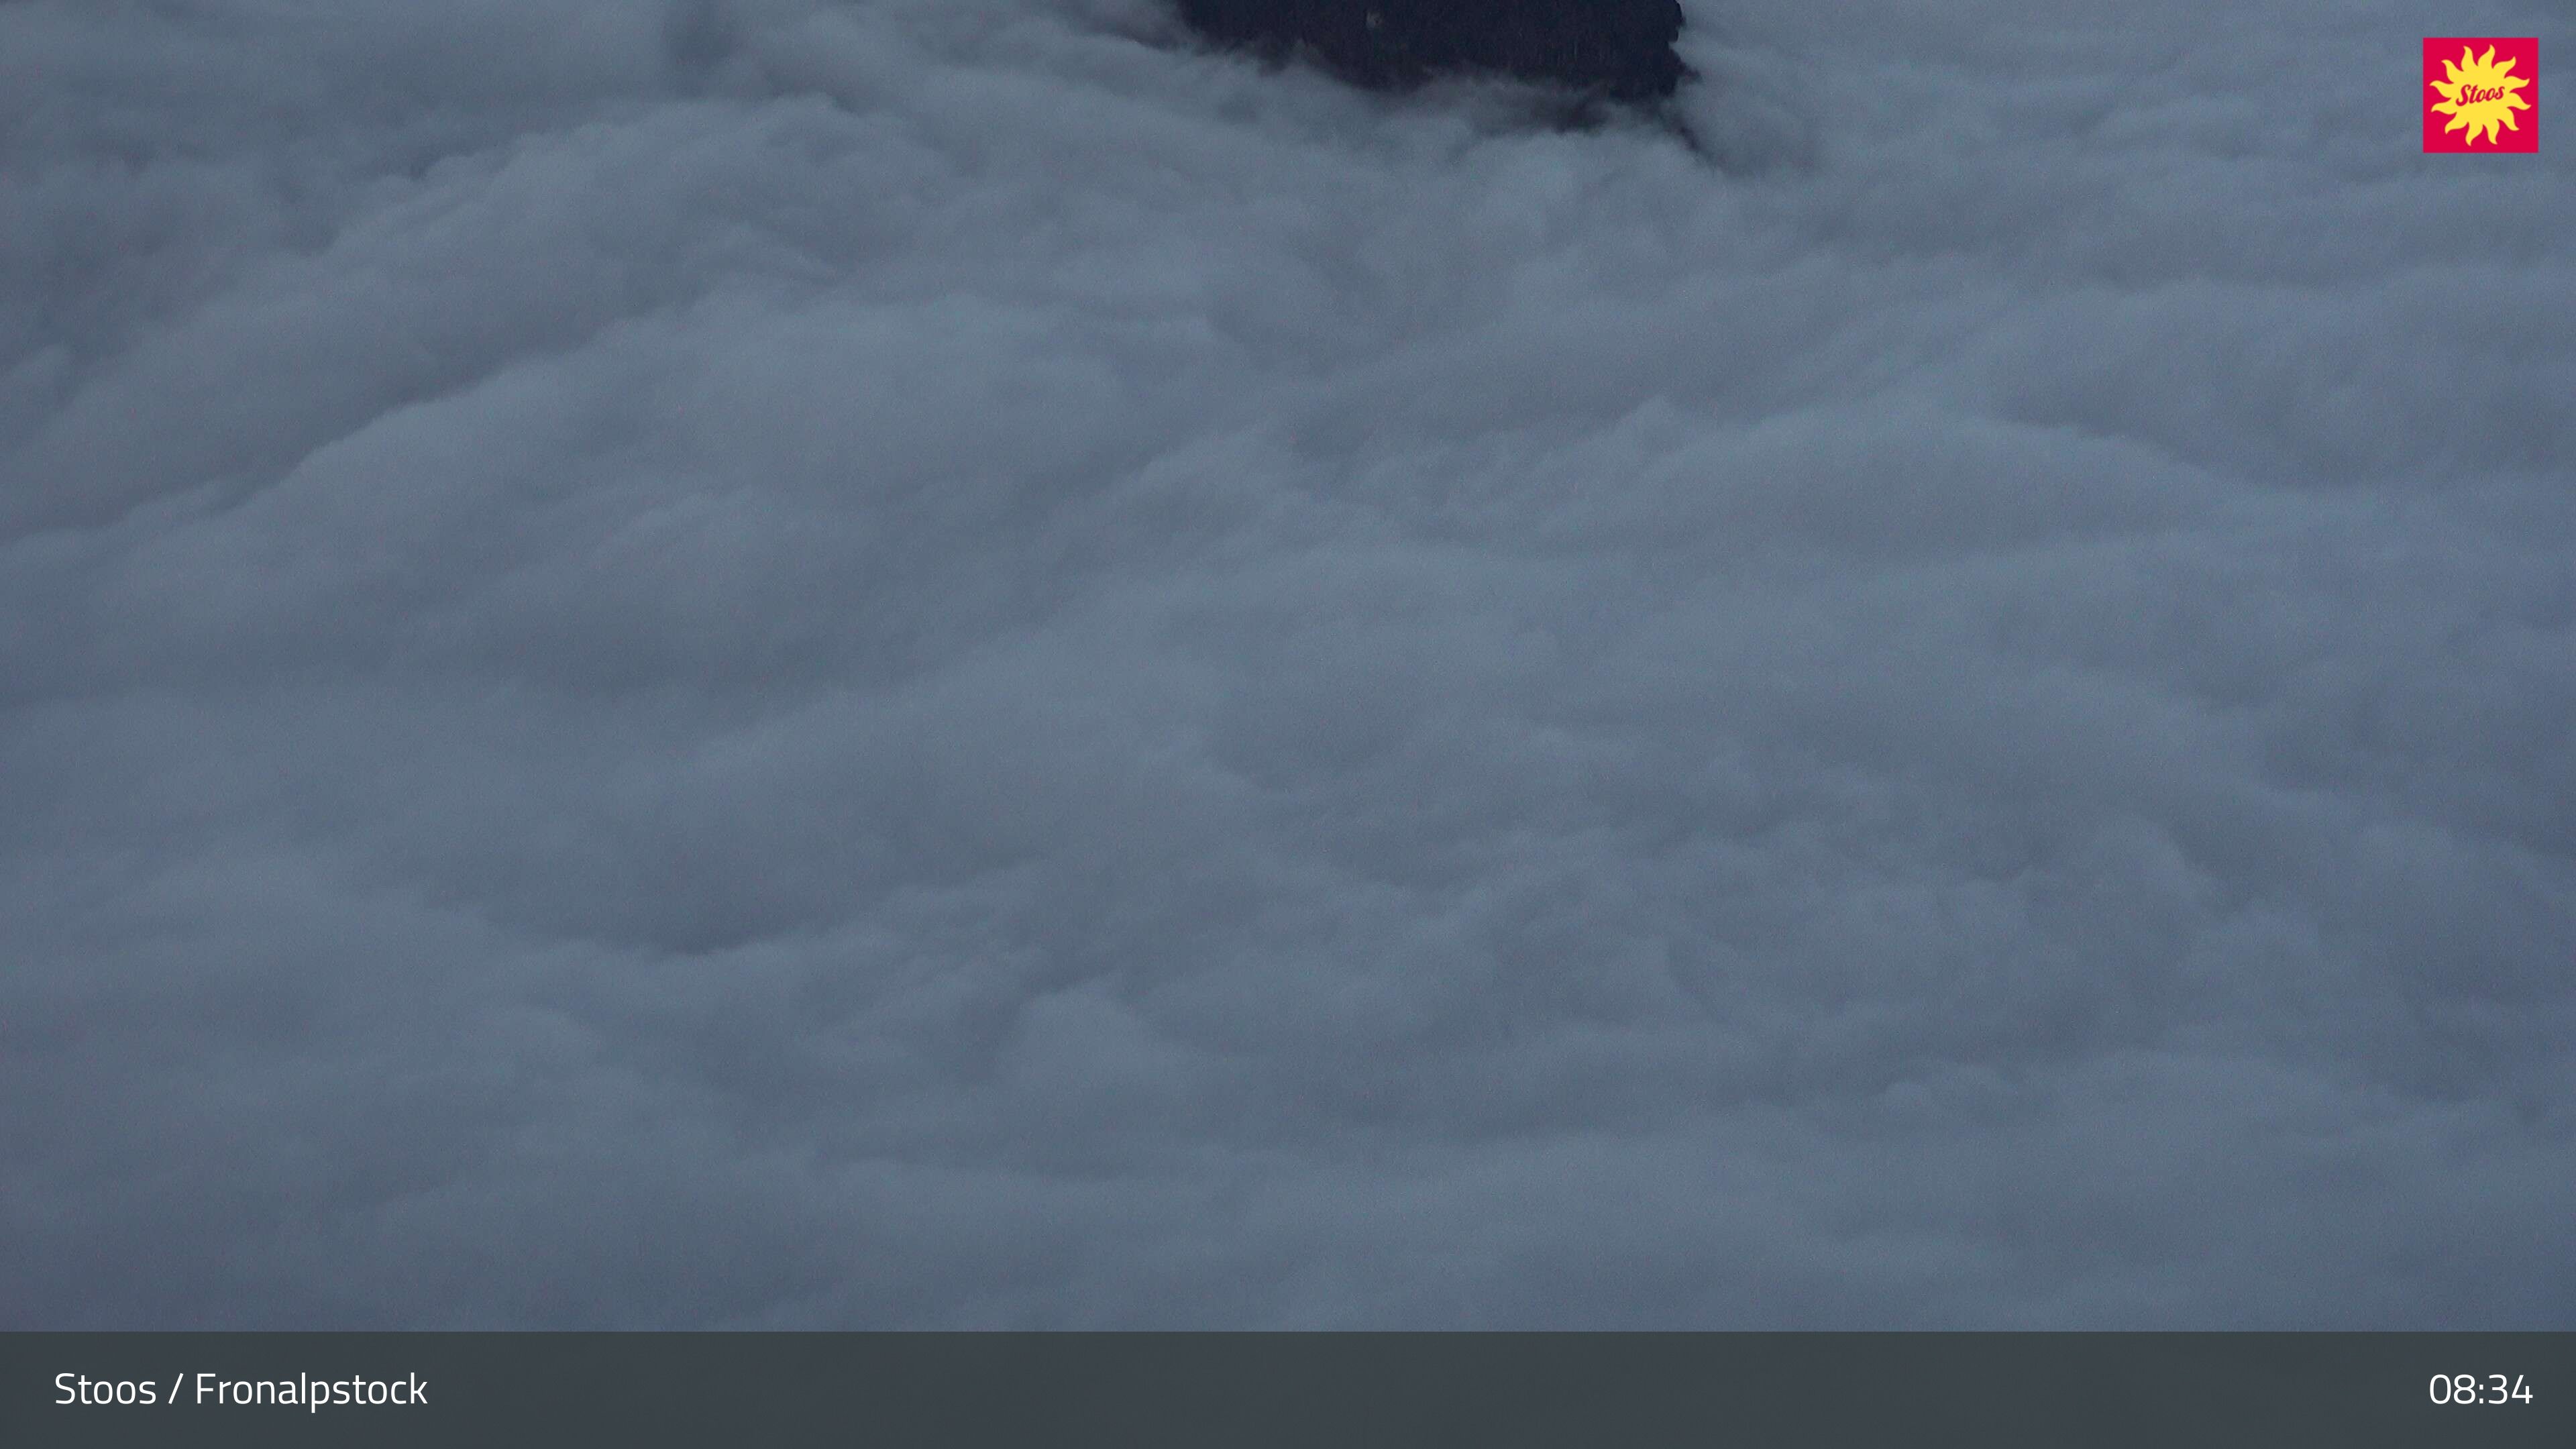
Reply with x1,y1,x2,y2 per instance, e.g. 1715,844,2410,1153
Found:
2428,44,2532,146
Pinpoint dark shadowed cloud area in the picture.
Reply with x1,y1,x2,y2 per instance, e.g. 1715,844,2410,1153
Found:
3,0,2571,1327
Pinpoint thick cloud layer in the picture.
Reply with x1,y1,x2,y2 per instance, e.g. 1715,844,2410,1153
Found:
3,0,2570,1327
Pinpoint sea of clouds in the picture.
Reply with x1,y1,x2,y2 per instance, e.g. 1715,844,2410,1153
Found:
3,0,2570,1326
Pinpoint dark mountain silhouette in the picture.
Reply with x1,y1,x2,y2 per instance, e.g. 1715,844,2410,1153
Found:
1175,0,1691,105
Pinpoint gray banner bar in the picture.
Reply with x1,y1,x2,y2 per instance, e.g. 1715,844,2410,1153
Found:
5,1332,2569,1448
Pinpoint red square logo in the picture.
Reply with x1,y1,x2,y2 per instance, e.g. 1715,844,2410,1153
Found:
2424,38,2538,151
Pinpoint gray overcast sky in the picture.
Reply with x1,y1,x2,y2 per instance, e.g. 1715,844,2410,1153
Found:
3,0,2570,1327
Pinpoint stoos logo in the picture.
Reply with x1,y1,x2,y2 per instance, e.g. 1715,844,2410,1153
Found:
2423,38,2536,151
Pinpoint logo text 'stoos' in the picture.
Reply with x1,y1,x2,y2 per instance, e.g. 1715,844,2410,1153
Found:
2423,38,2538,152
